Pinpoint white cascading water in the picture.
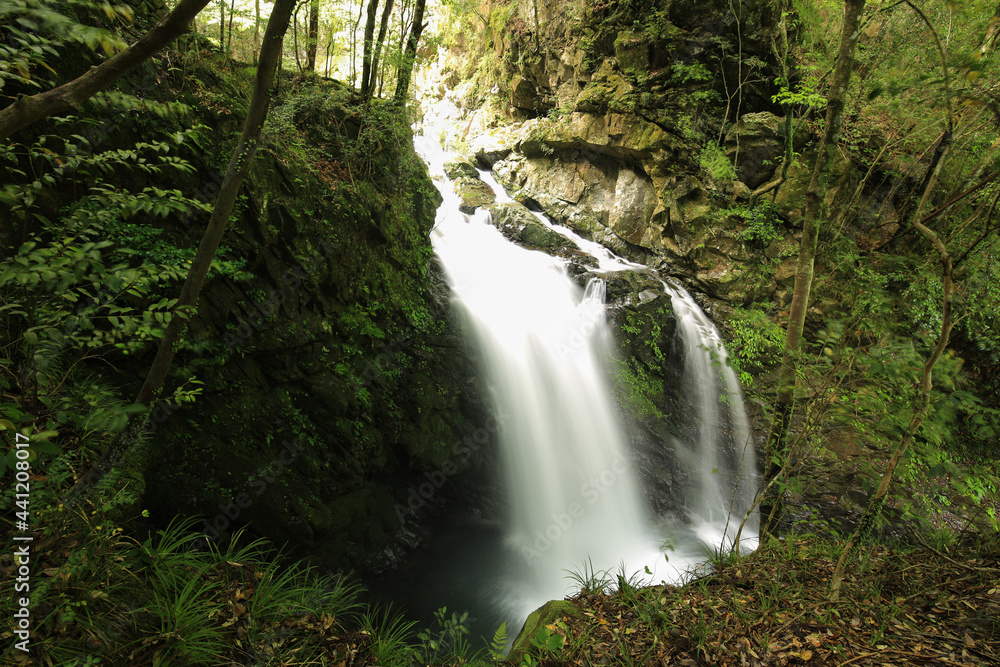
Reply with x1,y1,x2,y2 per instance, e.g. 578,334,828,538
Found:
414,132,757,619
665,285,759,545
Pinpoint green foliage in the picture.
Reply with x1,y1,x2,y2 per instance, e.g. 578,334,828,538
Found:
669,60,712,86
613,358,665,419
530,624,566,653
614,305,673,419
565,557,614,595
698,140,736,181
416,606,475,664
0,0,132,93
724,200,784,247
771,71,826,110
0,219,186,421
2,508,371,664
363,607,418,666
489,621,509,661
726,303,785,387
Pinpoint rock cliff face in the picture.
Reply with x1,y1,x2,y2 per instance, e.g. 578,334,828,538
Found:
420,0,877,311
415,0,829,496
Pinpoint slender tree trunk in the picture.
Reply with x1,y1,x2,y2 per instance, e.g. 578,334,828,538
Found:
293,5,303,72
391,0,414,94
325,22,334,77
66,0,298,500
360,0,381,98
226,0,236,57
0,0,213,142
828,0,960,598
351,0,365,86
219,0,225,49
369,0,396,99
393,0,425,102
306,0,320,72
761,0,867,538
254,0,261,55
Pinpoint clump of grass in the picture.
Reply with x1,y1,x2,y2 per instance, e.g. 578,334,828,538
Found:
9,513,371,665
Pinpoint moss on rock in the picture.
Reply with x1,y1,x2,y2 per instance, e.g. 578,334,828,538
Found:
509,599,583,663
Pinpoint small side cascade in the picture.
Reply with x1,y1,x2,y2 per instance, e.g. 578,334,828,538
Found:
664,283,759,544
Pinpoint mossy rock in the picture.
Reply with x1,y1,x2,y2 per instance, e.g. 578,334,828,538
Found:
614,30,650,73
444,157,479,180
489,202,577,251
454,177,496,213
519,222,572,250
509,599,583,663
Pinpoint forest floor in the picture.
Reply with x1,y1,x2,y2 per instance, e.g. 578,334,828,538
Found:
4,503,998,666
522,533,1000,667
191,531,1000,666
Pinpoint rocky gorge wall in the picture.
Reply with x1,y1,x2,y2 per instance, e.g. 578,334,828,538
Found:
419,0,890,313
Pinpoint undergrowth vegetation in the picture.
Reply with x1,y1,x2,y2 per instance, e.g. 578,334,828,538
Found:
508,533,1000,666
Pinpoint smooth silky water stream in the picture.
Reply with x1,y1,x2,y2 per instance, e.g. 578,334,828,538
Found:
372,134,758,644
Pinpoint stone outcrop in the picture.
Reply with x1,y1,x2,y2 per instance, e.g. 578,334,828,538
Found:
137,79,495,573
455,176,496,213
488,202,579,251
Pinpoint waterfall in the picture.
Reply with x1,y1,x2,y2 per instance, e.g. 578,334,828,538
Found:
665,285,759,545
413,134,757,620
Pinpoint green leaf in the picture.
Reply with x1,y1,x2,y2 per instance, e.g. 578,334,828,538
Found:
30,440,60,456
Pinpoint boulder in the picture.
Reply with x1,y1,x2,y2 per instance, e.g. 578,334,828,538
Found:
604,269,663,306
614,30,650,73
609,168,657,245
470,131,512,167
509,600,583,663
772,147,855,221
443,157,479,180
488,202,578,251
454,176,496,213
724,112,783,188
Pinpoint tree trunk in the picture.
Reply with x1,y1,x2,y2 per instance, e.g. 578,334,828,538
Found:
219,0,225,50
828,0,960,599
325,22,334,77
0,0,213,142
761,0,867,538
350,0,365,86
293,5,302,72
226,0,235,57
393,0,425,103
254,0,261,55
66,0,297,500
360,0,380,98
369,0,396,99
306,0,320,72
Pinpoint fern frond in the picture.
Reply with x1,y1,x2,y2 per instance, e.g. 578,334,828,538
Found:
489,620,508,661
